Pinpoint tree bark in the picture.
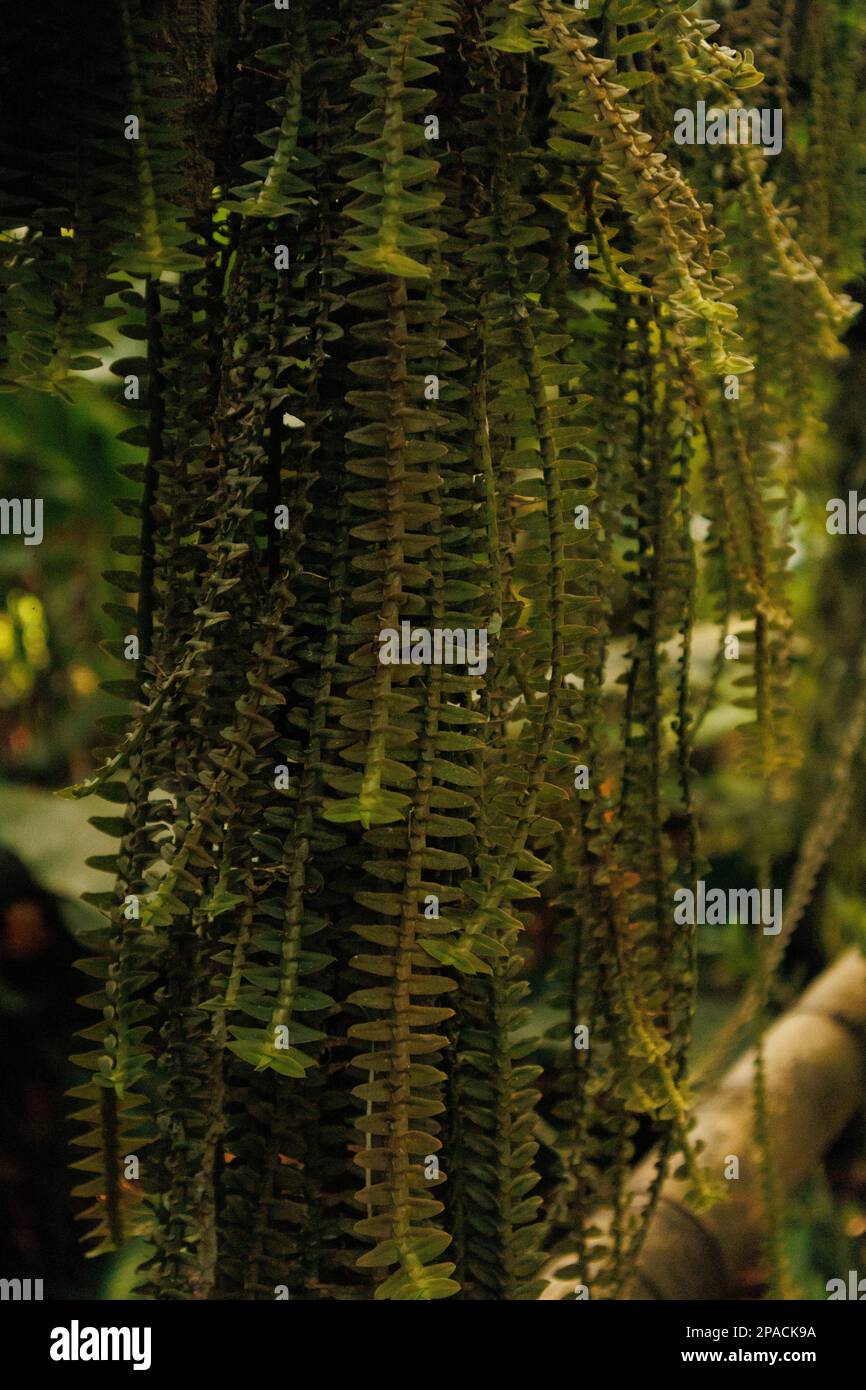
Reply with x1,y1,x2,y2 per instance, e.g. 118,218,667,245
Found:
540,948,866,1299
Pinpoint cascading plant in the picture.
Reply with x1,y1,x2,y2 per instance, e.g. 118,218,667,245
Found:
1,0,864,1299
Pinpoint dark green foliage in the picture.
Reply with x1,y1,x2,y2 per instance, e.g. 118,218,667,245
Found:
4,0,864,1299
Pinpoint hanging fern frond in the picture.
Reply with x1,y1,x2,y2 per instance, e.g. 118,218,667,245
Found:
2,0,862,1304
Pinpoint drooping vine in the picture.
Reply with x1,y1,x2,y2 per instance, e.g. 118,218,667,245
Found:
3,0,864,1301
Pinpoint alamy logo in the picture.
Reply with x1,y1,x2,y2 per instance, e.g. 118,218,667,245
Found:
378,621,488,676
50,1321,152,1372
0,1277,42,1299
826,1270,866,1299
674,880,782,935
826,493,866,534
0,498,43,545
673,101,783,157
